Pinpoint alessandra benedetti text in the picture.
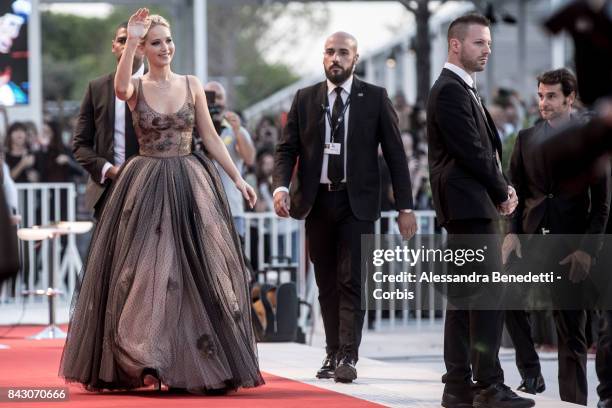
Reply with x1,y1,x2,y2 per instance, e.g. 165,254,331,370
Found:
372,271,558,283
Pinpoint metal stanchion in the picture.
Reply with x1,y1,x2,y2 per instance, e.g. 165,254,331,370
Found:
17,222,93,340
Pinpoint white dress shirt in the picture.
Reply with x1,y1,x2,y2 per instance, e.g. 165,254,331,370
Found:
101,63,145,183
320,75,352,183
443,62,483,108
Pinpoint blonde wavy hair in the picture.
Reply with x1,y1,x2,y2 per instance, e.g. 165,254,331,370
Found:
140,14,171,44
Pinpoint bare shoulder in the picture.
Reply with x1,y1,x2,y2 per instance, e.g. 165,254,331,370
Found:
185,75,203,91
185,75,203,103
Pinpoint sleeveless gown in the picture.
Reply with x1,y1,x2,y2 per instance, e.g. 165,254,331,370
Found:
59,77,264,392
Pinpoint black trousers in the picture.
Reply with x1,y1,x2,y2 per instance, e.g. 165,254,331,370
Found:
305,187,374,359
506,310,588,405
598,311,612,401
505,310,542,379
552,310,588,405
443,218,504,392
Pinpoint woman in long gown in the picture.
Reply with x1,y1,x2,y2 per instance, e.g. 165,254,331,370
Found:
59,8,265,393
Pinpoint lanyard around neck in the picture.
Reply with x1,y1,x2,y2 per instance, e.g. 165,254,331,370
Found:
324,93,351,143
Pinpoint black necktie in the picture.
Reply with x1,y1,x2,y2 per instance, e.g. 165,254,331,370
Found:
469,85,486,114
327,87,345,184
124,103,139,158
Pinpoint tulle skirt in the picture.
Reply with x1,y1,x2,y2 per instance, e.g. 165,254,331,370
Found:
59,151,264,392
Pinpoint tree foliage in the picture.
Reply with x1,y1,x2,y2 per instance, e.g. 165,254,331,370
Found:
41,7,168,102
41,3,328,110
207,2,328,110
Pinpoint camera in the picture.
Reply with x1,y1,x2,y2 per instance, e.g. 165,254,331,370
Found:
205,90,222,116
205,90,226,134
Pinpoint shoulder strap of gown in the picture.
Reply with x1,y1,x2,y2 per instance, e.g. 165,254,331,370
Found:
185,76,194,103
136,77,143,103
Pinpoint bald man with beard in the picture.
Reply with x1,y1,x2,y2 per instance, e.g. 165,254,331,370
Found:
272,31,417,383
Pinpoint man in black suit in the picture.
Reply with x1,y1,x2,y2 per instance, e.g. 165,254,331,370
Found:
272,31,417,383
503,68,611,406
73,22,144,219
427,14,533,408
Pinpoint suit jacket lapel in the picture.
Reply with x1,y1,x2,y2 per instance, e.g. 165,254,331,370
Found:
442,69,503,160
315,81,327,145
348,77,365,144
442,68,501,151
465,85,500,149
107,73,116,161
480,102,498,142
482,104,503,158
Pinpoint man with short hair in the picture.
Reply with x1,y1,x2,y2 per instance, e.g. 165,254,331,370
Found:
504,68,611,406
73,22,145,219
273,31,417,383
427,13,533,408
204,81,255,238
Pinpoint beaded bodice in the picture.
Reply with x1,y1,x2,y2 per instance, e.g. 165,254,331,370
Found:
132,77,195,157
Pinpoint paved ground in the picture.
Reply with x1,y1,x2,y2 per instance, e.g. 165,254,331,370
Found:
346,323,599,407
0,302,598,407
259,340,582,407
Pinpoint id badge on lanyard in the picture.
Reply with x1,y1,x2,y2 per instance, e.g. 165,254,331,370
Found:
324,142,341,155
324,94,350,155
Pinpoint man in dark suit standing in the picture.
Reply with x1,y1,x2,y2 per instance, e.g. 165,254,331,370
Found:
427,14,533,408
73,22,144,219
503,68,611,406
273,31,417,383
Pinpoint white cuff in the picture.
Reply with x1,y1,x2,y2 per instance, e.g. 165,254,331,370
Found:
100,162,113,184
399,209,413,214
273,186,289,197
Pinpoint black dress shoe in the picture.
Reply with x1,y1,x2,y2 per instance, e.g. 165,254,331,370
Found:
334,355,357,383
516,374,545,394
441,390,473,408
599,397,612,408
315,352,337,379
473,383,535,408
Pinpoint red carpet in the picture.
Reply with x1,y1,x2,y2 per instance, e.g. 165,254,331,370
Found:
0,325,383,408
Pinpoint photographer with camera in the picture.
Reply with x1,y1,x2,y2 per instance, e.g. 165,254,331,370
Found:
204,81,256,238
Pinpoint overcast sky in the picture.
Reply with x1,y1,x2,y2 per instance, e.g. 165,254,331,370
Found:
40,1,414,75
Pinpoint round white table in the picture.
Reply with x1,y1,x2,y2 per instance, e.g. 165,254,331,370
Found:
17,222,93,340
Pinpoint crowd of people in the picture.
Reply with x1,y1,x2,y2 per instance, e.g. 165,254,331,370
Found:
0,107,86,216
239,84,554,216
0,47,567,224
0,85,563,219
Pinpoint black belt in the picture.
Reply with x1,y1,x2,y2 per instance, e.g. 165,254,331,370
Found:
320,183,347,192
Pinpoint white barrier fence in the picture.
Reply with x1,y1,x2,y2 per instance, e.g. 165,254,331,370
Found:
1,183,83,306
2,184,444,329
244,210,444,331
370,211,446,330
